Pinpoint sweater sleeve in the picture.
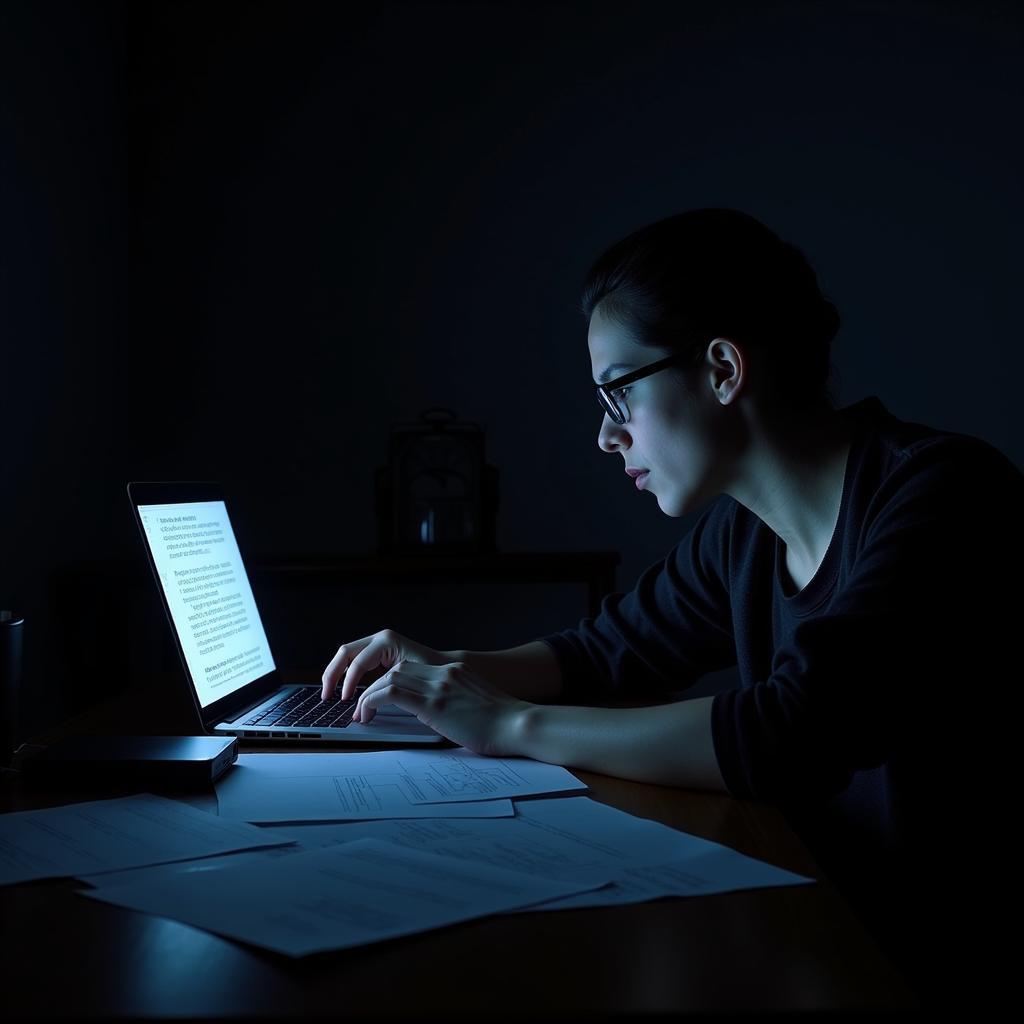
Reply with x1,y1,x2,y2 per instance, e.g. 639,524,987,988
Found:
711,440,1024,802
541,499,738,703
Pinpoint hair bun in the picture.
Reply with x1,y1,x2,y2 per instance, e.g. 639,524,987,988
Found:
581,208,842,410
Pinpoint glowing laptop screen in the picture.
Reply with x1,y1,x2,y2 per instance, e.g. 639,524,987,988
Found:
137,500,275,708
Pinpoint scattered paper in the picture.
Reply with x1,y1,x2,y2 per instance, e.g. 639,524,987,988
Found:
81,837,611,956
83,796,813,911
216,770,515,823
267,796,815,910
0,793,293,886
214,748,583,822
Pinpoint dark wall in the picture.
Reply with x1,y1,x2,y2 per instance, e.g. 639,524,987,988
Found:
1,1,127,732
2,0,1022,736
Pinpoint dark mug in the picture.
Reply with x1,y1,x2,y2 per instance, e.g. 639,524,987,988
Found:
1,611,24,768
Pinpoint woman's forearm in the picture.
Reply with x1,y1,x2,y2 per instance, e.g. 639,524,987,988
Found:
510,696,728,793
445,641,564,703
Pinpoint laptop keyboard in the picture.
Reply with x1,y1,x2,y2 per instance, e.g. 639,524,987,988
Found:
242,689,356,729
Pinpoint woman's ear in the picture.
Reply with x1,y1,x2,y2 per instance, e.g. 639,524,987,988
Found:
706,338,745,405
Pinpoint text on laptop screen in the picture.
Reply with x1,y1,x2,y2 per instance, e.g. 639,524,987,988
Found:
137,500,276,707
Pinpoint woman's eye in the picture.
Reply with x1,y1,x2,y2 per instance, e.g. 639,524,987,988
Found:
611,386,631,400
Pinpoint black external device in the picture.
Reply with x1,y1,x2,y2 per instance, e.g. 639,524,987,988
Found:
20,735,238,791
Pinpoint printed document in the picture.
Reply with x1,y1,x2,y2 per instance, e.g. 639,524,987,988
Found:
83,795,812,910
215,749,583,822
0,793,293,886
81,837,610,956
272,796,814,909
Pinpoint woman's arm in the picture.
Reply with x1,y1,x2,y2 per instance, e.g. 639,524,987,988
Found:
444,641,564,703
353,658,726,792
510,696,727,792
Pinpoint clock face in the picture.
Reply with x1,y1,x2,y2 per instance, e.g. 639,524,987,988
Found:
405,437,474,499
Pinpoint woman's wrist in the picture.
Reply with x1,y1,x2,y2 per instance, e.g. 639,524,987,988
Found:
499,701,543,758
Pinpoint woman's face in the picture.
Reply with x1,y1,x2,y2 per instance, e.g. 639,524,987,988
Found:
588,308,741,518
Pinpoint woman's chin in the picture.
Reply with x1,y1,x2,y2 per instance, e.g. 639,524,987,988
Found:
657,488,705,519
654,491,685,518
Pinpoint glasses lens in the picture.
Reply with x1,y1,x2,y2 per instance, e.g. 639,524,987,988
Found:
597,389,625,424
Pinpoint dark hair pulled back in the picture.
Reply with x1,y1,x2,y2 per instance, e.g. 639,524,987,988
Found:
581,208,840,409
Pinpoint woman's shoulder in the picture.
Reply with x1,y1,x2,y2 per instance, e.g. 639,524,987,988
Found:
843,396,1023,523
845,395,1021,484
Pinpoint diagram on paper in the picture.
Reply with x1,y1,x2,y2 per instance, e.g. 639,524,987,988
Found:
392,753,531,802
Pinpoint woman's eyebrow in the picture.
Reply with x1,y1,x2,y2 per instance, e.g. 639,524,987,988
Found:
596,363,635,385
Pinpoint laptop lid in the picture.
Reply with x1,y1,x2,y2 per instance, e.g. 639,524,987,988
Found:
127,481,284,731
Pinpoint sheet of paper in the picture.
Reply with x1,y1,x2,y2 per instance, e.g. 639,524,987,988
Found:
0,793,294,886
83,796,812,912
80,837,611,956
216,765,516,822
215,748,583,822
260,796,813,910
226,749,586,802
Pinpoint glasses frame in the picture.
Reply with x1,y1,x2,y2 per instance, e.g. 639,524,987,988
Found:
595,352,694,425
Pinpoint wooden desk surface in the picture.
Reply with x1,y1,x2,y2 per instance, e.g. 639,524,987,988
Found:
0,692,919,1016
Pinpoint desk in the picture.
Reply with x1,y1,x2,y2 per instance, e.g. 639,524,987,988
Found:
0,698,918,1016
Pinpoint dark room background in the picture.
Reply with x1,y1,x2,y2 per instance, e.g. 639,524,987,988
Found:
1,0,1021,738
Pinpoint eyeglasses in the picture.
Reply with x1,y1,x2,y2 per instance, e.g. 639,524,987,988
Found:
595,353,692,425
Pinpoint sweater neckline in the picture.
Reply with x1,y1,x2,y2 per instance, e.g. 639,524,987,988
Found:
773,398,879,613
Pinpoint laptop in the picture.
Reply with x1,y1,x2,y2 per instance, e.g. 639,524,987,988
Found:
127,481,446,745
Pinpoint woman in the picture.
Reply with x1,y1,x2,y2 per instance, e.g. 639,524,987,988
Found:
321,209,1021,1004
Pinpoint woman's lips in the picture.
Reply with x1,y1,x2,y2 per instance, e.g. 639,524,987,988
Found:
634,471,650,490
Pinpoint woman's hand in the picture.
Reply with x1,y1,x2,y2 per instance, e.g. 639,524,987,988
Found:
321,629,451,702
353,659,531,757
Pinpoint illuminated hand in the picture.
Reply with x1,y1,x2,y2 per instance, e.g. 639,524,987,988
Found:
321,629,449,701
354,660,530,756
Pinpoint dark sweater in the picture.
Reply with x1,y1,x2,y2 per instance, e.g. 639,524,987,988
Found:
541,396,1022,1004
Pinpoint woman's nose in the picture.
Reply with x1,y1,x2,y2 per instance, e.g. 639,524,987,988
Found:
598,413,630,453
